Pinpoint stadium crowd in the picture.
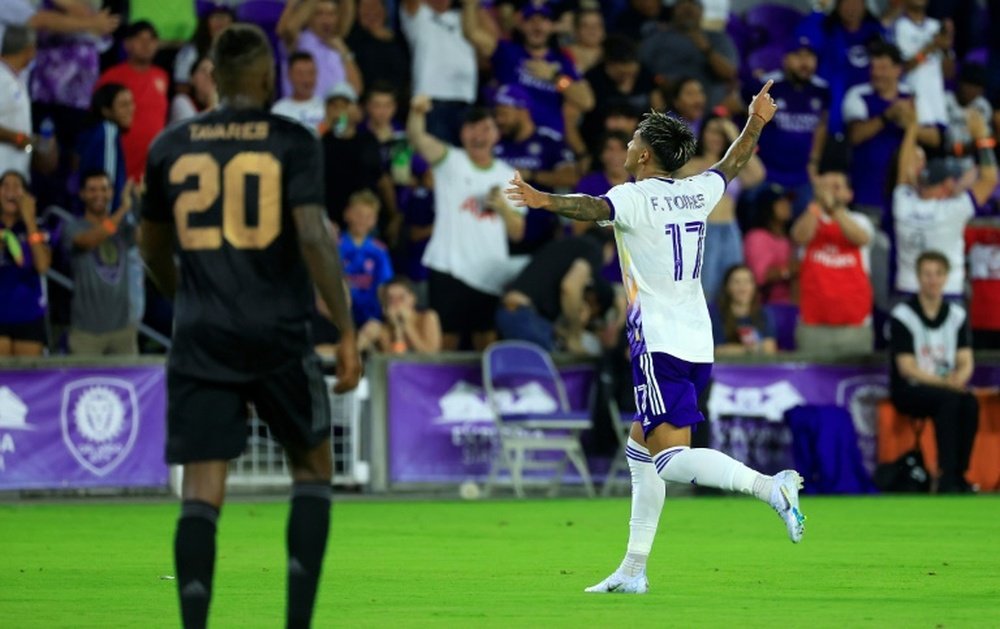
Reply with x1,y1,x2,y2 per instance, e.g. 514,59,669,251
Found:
1,0,999,362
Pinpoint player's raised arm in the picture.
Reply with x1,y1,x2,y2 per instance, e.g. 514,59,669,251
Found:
711,79,777,184
406,95,448,166
292,203,361,393
504,170,611,222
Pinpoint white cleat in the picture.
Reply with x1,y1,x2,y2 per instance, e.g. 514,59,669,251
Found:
769,470,806,543
584,570,649,594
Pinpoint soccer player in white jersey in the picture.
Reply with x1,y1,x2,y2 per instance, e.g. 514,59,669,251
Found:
506,80,806,595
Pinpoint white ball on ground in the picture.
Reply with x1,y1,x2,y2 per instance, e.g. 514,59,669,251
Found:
459,480,481,500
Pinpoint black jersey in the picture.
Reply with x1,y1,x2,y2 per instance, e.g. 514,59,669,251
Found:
144,107,326,382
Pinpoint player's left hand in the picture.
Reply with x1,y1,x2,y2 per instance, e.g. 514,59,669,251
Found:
333,336,362,394
748,79,777,124
505,171,547,209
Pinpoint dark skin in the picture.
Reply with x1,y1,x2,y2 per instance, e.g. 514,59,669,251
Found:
506,80,778,456
140,52,362,508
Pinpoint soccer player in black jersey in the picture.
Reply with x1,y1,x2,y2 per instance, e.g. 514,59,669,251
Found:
141,24,361,629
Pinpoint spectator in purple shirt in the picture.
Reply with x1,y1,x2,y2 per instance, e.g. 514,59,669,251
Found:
795,0,886,135
843,41,941,220
476,3,595,138
749,37,830,216
277,0,363,99
0,171,51,356
493,84,577,254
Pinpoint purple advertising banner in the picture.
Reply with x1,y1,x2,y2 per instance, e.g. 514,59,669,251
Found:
0,366,168,490
386,361,1000,485
387,362,594,483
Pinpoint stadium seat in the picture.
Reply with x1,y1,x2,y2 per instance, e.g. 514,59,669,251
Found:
196,0,218,17
745,43,786,81
726,14,754,55
765,302,799,351
236,0,284,52
481,341,596,498
743,3,805,49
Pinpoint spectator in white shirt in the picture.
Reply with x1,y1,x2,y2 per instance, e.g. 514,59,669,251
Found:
0,26,36,181
891,108,998,298
271,51,326,134
400,0,492,145
892,0,953,125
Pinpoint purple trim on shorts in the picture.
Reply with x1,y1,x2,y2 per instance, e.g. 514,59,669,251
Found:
599,195,615,221
707,168,729,191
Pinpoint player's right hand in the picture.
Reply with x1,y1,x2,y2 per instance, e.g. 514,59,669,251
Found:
333,336,362,394
748,79,777,124
410,95,432,116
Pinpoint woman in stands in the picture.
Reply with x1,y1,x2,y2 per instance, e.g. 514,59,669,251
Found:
743,184,798,304
711,264,778,356
170,57,219,123
682,115,766,302
0,171,52,357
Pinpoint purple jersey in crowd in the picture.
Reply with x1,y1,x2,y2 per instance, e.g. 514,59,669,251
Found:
495,127,574,250
0,221,52,325
492,40,579,137
752,73,830,189
842,83,915,211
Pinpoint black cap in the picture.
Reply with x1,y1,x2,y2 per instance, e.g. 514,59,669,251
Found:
920,157,964,186
959,63,987,88
124,20,158,40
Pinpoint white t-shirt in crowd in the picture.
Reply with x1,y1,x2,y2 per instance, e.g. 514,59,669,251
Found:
422,148,523,295
893,15,948,125
400,4,477,103
0,60,32,179
603,171,728,363
892,184,975,295
271,97,325,135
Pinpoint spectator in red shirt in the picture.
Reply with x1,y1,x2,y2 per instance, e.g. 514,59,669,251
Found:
94,21,168,182
791,169,875,357
965,224,1000,349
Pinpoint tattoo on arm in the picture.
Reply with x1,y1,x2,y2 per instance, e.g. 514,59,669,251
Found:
713,117,765,184
544,193,611,221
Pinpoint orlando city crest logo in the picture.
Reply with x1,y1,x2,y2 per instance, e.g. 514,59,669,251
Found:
60,377,139,476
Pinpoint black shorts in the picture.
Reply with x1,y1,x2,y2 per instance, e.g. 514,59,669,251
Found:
428,269,498,335
165,354,332,464
0,318,46,344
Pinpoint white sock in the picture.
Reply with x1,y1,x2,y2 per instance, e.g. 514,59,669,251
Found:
616,438,664,577
652,446,773,501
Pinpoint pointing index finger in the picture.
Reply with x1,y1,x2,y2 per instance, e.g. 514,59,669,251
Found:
757,79,774,98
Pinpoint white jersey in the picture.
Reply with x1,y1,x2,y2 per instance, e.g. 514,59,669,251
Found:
603,171,728,363
893,15,948,125
271,97,325,135
892,184,974,295
422,148,523,295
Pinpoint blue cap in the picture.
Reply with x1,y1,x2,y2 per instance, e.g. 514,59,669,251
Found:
495,84,532,110
521,2,554,19
785,36,817,55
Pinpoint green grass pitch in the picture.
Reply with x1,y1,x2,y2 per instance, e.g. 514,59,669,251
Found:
2,495,999,627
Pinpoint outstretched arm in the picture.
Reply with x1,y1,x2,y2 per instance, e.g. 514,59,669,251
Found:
406,95,447,165
505,171,610,222
712,80,778,183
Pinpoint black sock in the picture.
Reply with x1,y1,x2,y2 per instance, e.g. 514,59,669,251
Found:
286,482,332,629
174,500,219,629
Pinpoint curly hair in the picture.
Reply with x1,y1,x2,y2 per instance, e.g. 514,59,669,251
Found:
636,110,697,174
